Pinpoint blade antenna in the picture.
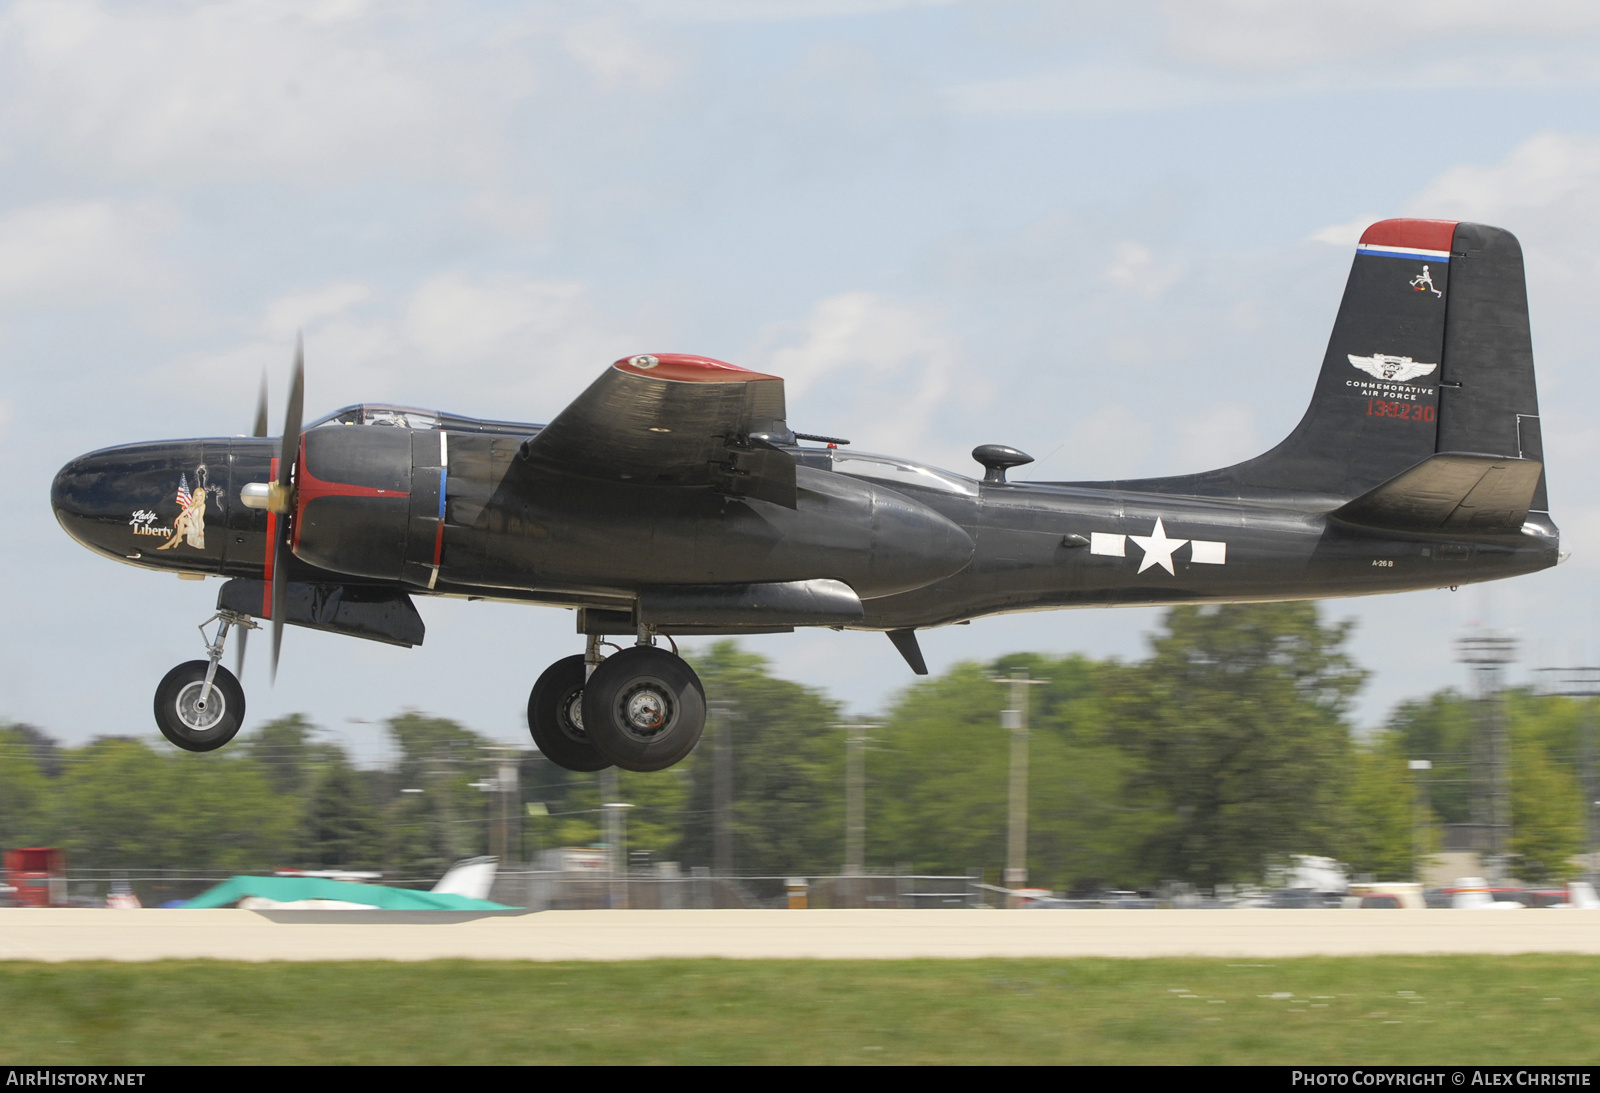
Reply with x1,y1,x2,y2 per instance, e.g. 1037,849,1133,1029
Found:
271,334,304,683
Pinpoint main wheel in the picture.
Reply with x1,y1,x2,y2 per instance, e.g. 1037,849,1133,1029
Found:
528,654,611,772
582,646,706,772
153,661,245,753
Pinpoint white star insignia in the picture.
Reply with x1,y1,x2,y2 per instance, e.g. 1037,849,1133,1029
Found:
1128,518,1189,576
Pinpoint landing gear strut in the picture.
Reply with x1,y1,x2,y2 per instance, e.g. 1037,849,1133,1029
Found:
527,632,707,773
153,611,255,752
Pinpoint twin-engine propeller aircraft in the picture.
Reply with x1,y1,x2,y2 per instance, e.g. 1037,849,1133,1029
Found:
53,219,1559,772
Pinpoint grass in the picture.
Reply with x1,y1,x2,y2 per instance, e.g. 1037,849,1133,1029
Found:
1,956,1597,1065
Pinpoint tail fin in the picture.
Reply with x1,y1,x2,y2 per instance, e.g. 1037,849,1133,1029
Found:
1231,219,1546,508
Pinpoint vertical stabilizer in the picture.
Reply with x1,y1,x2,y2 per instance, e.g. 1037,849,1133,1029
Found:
1233,218,1457,498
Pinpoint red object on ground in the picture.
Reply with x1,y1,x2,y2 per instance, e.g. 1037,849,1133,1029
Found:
4,848,66,907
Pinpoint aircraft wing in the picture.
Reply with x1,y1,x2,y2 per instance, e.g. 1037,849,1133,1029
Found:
520,354,797,508
1329,453,1544,532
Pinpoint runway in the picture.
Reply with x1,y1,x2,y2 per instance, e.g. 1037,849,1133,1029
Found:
2,908,1599,961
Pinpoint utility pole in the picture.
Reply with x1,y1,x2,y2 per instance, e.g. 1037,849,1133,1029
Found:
993,668,1046,901
1457,630,1517,884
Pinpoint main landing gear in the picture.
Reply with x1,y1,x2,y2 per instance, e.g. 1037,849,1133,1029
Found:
528,634,707,773
153,611,256,753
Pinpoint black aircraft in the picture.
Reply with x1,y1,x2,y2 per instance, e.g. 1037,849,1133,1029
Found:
52,219,1559,772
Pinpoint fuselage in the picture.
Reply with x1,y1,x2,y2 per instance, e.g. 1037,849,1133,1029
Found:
50,406,1561,636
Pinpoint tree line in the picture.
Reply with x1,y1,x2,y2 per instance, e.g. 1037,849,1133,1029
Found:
1,604,1591,890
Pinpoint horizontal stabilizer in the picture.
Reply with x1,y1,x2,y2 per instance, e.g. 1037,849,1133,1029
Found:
1330,453,1543,532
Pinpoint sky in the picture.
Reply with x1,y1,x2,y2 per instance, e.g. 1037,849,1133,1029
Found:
5,0,1600,758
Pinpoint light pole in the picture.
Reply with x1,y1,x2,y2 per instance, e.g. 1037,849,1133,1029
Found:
712,701,734,878
1408,759,1433,883
993,668,1045,901
841,722,872,876
604,801,634,909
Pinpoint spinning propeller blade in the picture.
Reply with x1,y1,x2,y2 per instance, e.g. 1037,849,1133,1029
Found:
237,373,268,679
271,336,304,683
252,372,269,438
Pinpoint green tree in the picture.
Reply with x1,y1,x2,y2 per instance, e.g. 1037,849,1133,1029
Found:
676,643,845,875
240,714,345,799
1510,739,1585,882
385,713,493,875
1384,688,1591,881
0,725,53,850
870,653,1161,891
301,762,385,870
1117,603,1366,887
1341,737,1426,881
49,738,293,870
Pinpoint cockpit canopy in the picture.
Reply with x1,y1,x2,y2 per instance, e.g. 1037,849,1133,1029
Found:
307,404,539,437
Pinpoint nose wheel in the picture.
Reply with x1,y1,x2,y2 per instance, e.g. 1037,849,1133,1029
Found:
153,611,254,752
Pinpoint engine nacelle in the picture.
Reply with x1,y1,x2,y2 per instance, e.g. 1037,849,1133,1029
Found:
292,426,447,588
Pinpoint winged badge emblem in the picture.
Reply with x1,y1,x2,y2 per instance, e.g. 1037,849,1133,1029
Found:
1348,353,1438,383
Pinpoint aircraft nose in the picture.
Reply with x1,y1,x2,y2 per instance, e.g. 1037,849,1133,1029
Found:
52,441,221,565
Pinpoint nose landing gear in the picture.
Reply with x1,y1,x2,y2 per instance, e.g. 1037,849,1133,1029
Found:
527,633,707,773
154,611,256,752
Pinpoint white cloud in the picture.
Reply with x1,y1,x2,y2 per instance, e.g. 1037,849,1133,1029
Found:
1308,215,1383,247
263,282,375,341
403,274,591,365
1160,0,1600,72
166,271,647,425
1408,132,1600,223
1054,403,1155,480
0,0,529,185
563,16,682,92
0,198,171,303
947,63,1231,115
759,292,967,459
1177,401,1257,471
1102,241,1183,298
638,0,962,23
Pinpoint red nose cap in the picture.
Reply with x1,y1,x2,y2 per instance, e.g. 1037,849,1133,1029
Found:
612,353,779,383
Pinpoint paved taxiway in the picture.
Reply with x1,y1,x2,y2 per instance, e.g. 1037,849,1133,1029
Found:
2,908,1599,961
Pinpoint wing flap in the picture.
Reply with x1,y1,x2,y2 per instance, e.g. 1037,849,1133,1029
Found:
1330,452,1543,532
521,354,796,507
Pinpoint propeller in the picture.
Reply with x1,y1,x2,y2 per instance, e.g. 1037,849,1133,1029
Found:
237,373,272,677
270,336,305,683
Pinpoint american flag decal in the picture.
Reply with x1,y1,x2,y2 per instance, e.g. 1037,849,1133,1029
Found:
176,474,192,510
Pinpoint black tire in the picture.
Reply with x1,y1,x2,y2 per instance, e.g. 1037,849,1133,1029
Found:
528,654,612,772
582,646,706,772
153,661,245,753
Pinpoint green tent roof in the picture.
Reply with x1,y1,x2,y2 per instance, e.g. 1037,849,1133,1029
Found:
185,875,515,911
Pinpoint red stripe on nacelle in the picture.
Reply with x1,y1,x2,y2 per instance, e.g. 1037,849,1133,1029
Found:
291,435,410,553
612,353,779,383
1359,218,1458,252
